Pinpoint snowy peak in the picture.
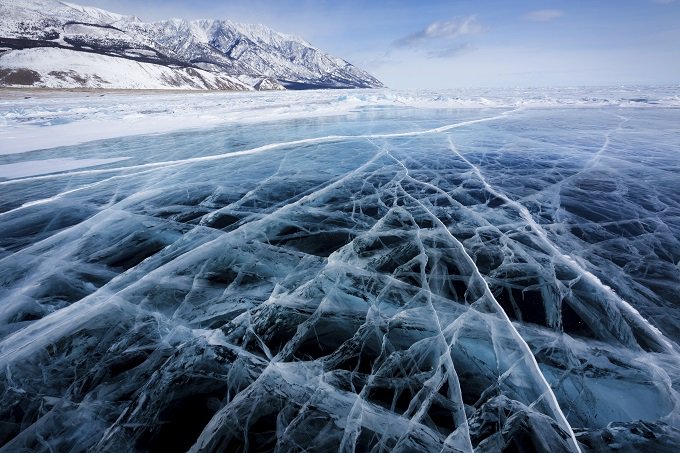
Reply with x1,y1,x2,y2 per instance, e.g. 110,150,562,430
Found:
59,1,141,24
0,0,383,90
230,21,314,49
142,18,382,89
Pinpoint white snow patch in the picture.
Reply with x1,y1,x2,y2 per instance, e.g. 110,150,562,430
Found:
0,48,250,91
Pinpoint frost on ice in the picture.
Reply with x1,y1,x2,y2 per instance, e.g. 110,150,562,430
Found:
0,90,679,452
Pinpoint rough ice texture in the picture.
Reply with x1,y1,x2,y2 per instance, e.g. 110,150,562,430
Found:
0,88,679,452
3,87,679,155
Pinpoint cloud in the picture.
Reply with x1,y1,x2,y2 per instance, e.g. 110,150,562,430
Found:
524,9,564,22
394,16,481,47
427,43,474,59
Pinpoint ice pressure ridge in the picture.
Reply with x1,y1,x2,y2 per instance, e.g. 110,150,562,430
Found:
0,102,679,452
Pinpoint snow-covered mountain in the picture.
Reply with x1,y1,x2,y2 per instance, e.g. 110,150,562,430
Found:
0,0,383,90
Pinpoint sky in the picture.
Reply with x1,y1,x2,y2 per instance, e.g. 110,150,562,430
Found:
78,0,680,88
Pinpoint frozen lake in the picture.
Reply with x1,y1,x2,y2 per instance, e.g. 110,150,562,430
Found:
0,87,679,451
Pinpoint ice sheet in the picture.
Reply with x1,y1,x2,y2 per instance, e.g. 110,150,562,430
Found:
0,156,130,178
0,87,679,452
1,86,679,154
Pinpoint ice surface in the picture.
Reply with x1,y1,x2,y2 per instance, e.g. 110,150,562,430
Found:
0,87,679,452
2,86,679,154
0,157,130,178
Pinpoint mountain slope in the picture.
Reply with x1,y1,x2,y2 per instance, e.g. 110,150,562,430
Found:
0,48,249,90
0,0,383,90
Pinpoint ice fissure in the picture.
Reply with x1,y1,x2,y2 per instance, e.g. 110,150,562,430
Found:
1,95,679,452
395,154,581,451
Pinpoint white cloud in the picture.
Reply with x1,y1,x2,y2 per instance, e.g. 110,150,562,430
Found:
524,9,565,22
394,16,481,47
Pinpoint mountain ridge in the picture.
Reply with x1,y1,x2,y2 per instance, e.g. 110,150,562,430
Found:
0,0,383,91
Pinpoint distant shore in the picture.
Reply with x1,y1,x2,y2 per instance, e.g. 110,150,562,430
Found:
0,87,254,99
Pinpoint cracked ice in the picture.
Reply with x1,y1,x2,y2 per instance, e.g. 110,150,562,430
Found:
1,89,679,452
